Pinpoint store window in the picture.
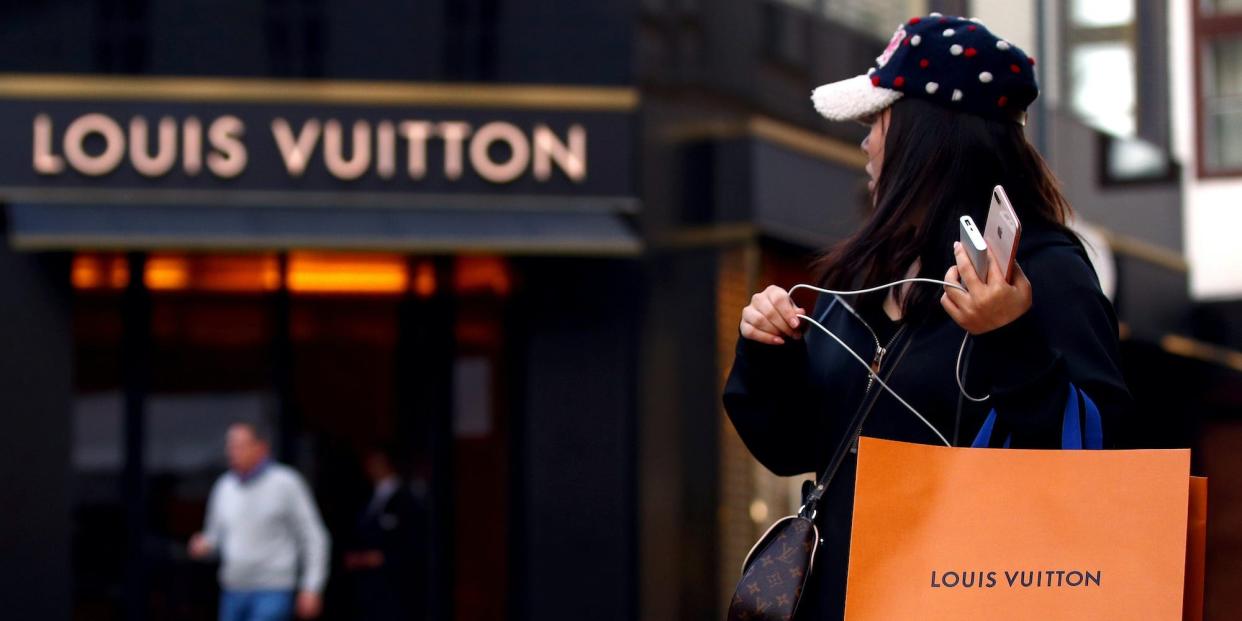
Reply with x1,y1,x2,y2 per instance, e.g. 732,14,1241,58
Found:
1066,0,1137,137
71,251,515,620
1197,0,1242,175
1065,0,1176,183
72,253,282,620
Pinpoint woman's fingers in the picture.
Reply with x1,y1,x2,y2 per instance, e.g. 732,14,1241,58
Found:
943,265,961,288
944,252,1034,335
741,306,786,344
943,265,971,308
940,291,963,322
753,289,797,337
1011,262,1032,295
740,320,785,345
986,247,1007,285
767,286,805,332
739,285,809,345
740,324,784,345
952,242,984,291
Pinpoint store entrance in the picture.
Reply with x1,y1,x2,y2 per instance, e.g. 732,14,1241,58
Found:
70,251,513,621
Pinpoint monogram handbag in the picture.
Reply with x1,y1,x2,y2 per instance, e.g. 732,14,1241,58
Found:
726,332,915,621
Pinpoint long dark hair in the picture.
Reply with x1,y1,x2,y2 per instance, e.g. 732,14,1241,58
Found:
813,97,1079,319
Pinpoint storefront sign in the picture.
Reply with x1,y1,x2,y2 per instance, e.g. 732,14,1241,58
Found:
30,113,587,184
0,76,637,206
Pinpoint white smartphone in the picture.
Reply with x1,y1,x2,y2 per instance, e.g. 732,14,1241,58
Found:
958,215,988,282
984,185,1022,284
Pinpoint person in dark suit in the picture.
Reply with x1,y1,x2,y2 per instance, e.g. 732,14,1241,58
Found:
343,448,427,620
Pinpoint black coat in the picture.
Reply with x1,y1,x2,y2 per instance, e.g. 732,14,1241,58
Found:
723,225,1132,619
349,484,428,620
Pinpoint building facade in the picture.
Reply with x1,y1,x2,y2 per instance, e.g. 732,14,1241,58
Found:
1,2,642,620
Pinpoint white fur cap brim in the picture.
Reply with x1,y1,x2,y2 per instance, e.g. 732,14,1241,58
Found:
810,74,903,122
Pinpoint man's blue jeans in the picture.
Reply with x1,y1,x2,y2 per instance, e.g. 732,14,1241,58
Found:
219,590,294,621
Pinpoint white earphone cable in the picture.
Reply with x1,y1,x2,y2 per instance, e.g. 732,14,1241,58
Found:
784,279,992,447
954,329,990,402
796,312,952,447
789,279,963,299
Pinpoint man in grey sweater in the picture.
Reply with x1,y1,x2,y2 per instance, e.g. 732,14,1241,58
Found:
189,423,330,621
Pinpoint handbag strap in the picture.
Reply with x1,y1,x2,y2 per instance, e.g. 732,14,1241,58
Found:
799,322,917,519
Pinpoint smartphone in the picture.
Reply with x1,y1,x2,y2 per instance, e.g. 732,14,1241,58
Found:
958,215,988,282
984,185,1022,283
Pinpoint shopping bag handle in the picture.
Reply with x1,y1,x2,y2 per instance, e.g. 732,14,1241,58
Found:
970,383,1103,450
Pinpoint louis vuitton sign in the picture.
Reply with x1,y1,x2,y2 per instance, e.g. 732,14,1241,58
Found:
31,113,587,184
0,75,637,204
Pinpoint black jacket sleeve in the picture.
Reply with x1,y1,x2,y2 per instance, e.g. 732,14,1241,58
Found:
722,333,820,476
972,243,1132,448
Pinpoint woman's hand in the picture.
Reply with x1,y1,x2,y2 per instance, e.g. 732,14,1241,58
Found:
941,242,1032,335
740,285,806,345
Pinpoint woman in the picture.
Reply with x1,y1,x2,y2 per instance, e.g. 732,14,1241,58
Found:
723,13,1132,619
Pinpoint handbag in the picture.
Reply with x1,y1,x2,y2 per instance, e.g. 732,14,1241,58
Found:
726,330,916,621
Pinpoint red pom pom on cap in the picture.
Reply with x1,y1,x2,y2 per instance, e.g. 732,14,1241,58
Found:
1010,64,1021,73
894,76,906,87
964,48,977,58
1028,57,1037,66
908,17,921,24
920,58,930,69
998,95,1009,107
871,75,882,87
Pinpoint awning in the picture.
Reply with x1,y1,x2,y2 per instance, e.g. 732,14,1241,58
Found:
5,201,642,256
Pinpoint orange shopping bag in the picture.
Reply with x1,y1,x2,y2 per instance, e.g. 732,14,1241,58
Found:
845,437,1206,620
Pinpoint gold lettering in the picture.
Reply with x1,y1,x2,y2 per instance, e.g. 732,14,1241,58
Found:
129,116,177,177
206,115,247,178
32,114,64,175
323,119,371,181
271,118,321,177
376,120,396,179
533,123,586,182
470,121,530,183
183,116,203,176
63,113,125,177
436,121,472,180
398,121,432,179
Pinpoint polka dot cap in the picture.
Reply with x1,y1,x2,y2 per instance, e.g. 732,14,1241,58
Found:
810,13,1039,125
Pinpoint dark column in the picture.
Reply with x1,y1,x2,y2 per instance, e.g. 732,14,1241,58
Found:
273,252,297,462
396,256,455,621
0,240,72,619
672,251,721,621
510,258,640,621
122,252,151,621
638,250,721,621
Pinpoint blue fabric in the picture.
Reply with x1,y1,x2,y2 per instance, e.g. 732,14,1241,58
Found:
971,383,1102,450
973,409,997,449
219,590,294,621
1082,390,1104,450
1061,384,1082,449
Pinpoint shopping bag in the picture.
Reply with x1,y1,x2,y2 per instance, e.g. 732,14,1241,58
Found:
844,400,1204,620
1184,476,1207,621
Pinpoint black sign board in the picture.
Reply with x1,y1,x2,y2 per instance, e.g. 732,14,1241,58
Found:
0,77,638,211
